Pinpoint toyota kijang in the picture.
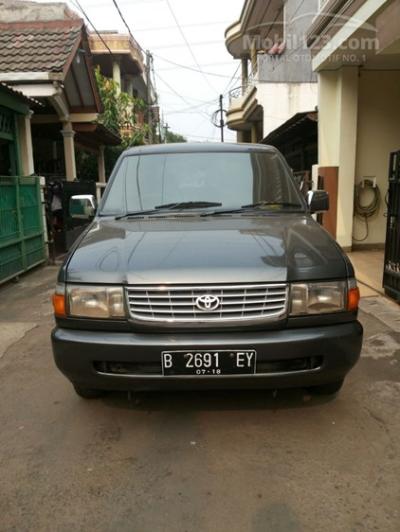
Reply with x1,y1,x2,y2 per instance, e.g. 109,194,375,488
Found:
51,143,363,399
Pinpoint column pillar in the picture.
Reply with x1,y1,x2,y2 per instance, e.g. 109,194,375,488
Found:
318,70,340,167
18,111,35,175
112,59,121,93
97,145,106,183
337,67,359,249
250,37,258,75
251,123,258,143
318,67,359,248
125,75,134,97
241,56,248,90
237,130,245,143
61,122,76,181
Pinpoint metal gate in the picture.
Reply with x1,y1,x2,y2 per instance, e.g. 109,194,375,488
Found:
45,179,96,254
383,151,400,302
0,175,46,284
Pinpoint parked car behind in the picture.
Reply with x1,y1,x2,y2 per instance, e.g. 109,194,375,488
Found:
51,143,363,398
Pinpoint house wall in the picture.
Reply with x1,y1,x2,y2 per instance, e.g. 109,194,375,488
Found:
257,82,317,137
318,67,400,248
258,0,318,84
354,69,400,245
254,0,318,139
0,0,77,23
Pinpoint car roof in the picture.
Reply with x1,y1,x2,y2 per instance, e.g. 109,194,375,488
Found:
123,142,277,156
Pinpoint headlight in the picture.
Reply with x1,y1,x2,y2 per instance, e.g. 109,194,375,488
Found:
67,285,125,319
290,281,347,316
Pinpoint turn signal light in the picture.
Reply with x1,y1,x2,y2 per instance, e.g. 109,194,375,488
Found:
52,293,66,317
347,287,360,312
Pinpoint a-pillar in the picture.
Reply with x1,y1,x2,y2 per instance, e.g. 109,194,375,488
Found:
61,122,77,181
17,111,35,175
97,145,106,183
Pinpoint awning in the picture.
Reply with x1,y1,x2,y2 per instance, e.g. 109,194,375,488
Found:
73,122,121,151
262,111,318,146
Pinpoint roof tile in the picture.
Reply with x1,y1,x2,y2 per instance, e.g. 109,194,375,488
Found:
0,20,83,73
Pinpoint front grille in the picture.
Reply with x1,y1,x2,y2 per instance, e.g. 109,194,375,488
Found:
93,357,322,377
126,283,288,324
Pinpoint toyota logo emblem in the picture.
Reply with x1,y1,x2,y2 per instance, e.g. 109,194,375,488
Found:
195,294,221,312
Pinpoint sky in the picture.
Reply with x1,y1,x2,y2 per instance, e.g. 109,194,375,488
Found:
42,0,245,142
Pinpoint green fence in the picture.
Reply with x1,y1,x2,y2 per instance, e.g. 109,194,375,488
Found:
0,176,46,284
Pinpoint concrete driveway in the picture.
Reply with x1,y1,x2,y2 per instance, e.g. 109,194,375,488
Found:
0,266,399,532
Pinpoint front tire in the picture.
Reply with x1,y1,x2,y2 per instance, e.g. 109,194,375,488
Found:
73,385,106,399
308,379,344,395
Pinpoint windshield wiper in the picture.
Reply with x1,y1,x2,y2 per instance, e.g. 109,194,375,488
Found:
201,201,303,217
154,201,222,210
241,201,302,209
115,209,162,220
115,201,222,219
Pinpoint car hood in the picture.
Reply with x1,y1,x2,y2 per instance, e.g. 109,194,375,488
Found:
64,215,350,285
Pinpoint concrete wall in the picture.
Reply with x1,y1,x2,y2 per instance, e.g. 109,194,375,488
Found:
257,82,317,137
0,0,77,22
354,69,400,245
258,0,318,84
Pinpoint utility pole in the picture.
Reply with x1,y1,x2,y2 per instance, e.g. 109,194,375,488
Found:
211,94,226,142
145,50,153,144
164,122,169,143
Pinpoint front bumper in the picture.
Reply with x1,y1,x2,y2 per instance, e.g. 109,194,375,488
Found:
51,321,363,391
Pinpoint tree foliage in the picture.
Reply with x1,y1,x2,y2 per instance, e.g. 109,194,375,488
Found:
95,67,149,148
165,130,187,143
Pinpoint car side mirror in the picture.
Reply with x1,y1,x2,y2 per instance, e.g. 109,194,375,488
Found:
307,190,329,213
69,194,97,220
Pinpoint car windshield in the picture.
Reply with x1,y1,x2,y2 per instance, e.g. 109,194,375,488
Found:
100,150,304,215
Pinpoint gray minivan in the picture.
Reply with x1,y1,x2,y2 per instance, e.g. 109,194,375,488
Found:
51,143,363,398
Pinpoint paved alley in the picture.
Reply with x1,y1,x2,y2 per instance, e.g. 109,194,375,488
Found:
0,265,399,532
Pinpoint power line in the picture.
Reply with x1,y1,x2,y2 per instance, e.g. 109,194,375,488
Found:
76,0,240,83
71,0,116,59
160,91,218,105
152,53,242,79
154,72,193,107
164,0,216,92
132,20,231,32
222,63,241,95
158,61,234,72
164,102,218,115
74,0,238,130
110,0,142,51
109,0,210,116
155,71,211,120
109,0,225,83
72,0,216,137
288,0,307,24
149,39,222,51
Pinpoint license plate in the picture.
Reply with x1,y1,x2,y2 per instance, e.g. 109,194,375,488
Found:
161,350,256,376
